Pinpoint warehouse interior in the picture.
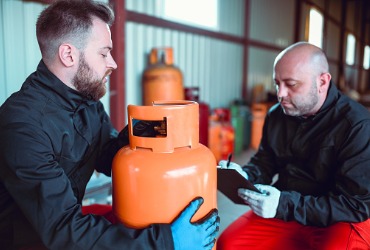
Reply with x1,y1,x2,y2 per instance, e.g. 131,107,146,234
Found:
1,0,370,238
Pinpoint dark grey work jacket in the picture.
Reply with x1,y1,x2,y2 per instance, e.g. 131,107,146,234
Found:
244,82,370,227
0,61,174,249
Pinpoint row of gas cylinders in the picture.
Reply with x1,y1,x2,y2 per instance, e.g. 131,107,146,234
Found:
111,47,268,241
208,102,269,161
141,47,268,160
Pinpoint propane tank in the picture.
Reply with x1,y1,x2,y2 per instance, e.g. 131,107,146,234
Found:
208,108,235,162
250,103,268,150
142,47,184,105
112,100,217,229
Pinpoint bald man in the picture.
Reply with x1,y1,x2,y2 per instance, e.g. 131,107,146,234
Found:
217,42,370,249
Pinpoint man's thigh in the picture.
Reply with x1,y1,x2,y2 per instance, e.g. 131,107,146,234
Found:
217,210,370,250
217,211,309,250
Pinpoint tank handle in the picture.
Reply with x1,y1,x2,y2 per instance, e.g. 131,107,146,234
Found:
127,101,199,153
149,47,174,65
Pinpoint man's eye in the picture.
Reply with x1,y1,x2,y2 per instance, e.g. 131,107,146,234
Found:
286,82,297,87
102,54,107,58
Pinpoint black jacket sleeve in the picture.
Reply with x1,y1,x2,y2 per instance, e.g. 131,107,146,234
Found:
0,122,174,249
242,113,279,184
275,120,370,226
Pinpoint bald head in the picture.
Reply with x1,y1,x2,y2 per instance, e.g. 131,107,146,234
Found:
273,42,332,117
274,42,329,76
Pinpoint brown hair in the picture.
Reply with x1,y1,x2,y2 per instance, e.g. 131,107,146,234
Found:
36,0,114,63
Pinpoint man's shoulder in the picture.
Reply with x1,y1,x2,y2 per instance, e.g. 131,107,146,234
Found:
336,94,370,125
0,85,51,127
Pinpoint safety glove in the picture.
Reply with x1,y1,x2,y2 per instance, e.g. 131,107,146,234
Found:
171,197,220,250
238,184,281,218
218,160,249,179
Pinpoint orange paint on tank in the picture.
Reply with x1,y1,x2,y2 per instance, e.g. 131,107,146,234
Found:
112,101,217,229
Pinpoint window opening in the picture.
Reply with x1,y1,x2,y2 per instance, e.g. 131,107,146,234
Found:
163,0,218,29
346,33,356,65
363,45,369,70
308,8,324,48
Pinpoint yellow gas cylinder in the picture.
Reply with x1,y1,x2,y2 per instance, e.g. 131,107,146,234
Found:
112,100,217,229
142,47,184,105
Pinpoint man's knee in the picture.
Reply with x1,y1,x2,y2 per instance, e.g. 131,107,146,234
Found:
217,230,240,250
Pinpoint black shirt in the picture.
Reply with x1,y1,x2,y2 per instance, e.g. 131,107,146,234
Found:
244,82,370,227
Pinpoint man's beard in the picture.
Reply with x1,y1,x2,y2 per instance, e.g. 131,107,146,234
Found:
279,81,319,117
72,54,107,101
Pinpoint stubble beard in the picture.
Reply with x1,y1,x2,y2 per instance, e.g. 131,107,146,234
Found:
280,82,319,117
72,53,107,101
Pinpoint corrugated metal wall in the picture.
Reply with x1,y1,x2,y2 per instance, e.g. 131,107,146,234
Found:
1,0,245,110
125,23,244,108
248,0,295,99
1,0,368,109
0,0,44,105
126,0,245,36
249,0,295,47
125,0,246,109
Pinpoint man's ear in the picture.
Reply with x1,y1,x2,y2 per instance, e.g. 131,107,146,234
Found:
319,72,331,93
58,43,77,67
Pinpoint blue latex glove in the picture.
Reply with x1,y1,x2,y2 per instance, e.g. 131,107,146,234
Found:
238,184,281,218
171,197,219,250
218,160,249,179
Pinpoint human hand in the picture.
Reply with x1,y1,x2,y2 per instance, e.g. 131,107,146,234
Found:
171,198,219,250
238,184,281,218
218,160,249,179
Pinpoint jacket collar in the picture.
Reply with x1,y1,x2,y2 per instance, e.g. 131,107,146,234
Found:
314,81,340,116
293,81,340,121
32,60,96,111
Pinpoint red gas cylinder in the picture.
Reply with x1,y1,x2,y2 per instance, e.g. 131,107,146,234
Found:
184,87,210,147
208,108,235,162
142,47,184,105
112,101,217,229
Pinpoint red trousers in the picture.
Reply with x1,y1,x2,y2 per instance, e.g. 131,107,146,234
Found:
82,204,118,224
217,211,370,250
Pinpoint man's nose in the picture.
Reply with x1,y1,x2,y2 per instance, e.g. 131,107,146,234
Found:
108,54,118,70
276,84,288,98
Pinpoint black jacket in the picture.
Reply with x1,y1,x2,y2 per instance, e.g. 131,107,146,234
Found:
0,61,174,249
244,82,370,227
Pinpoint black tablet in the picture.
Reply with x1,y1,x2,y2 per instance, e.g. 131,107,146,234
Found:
217,168,262,205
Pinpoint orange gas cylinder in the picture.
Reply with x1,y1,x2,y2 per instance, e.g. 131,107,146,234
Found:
208,108,235,162
250,103,268,150
112,100,217,229
142,47,184,105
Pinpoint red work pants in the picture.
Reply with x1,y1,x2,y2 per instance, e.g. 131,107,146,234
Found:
217,210,370,250
82,204,118,224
